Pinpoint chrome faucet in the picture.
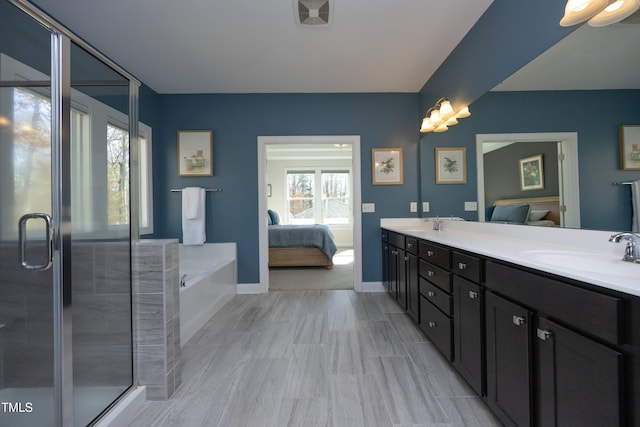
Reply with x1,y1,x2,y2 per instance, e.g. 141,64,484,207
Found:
609,232,640,263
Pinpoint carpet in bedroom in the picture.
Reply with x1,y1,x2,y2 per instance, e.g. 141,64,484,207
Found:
269,248,353,290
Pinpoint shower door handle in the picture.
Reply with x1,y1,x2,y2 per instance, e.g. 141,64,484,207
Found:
18,213,53,271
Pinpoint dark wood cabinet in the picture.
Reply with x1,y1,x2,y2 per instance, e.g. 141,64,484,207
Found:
380,228,637,426
406,250,419,322
396,247,407,310
418,240,452,361
453,275,484,395
381,231,390,293
420,294,452,360
536,317,623,427
485,291,532,427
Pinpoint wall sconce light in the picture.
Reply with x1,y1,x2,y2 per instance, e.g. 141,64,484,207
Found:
420,97,471,133
560,0,640,27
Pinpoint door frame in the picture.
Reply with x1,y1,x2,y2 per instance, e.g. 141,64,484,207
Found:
257,135,363,292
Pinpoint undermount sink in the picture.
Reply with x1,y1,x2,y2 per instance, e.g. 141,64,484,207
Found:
519,249,634,277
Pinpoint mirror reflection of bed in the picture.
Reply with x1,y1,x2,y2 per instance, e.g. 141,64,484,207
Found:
486,196,561,226
267,210,354,290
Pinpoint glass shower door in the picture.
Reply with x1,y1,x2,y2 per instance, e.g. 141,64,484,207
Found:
69,41,134,427
0,2,56,426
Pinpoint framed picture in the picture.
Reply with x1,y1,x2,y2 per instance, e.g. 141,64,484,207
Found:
178,130,213,176
519,154,544,191
435,147,466,184
372,148,403,185
620,125,640,170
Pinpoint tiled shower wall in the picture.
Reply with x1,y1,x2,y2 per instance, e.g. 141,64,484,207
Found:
132,239,181,400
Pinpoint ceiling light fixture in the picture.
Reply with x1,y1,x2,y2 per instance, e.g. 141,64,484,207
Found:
420,97,471,133
559,0,640,27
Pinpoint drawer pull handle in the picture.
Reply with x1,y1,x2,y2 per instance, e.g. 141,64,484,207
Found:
428,321,437,328
512,316,525,326
427,250,434,257
458,262,467,271
427,270,435,277
407,243,413,248
468,291,478,299
427,291,435,297
537,328,552,341
404,256,409,261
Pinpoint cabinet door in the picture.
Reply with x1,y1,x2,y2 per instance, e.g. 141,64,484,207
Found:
453,276,484,395
388,246,398,298
406,252,419,322
536,317,623,427
485,292,532,427
382,240,390,292
397,248,407,310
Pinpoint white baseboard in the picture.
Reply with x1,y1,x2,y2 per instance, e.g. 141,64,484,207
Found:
237,283,266,294
361,281,386,292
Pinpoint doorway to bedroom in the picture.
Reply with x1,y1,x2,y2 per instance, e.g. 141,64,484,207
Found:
257,136,362,292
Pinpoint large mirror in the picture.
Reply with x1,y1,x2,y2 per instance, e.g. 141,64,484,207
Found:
421,20,640,232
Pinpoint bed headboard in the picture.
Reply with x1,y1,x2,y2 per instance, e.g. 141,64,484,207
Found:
493,196,561,225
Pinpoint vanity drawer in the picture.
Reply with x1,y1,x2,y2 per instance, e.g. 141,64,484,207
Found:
452,251,482,283
420,295,453,361
406,237,418,255
420,277,452,316
388,231,405,249
486,261,623,344
419,241,450,269
419,260,452,292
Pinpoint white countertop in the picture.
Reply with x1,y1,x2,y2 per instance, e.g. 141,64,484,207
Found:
381,218,640,298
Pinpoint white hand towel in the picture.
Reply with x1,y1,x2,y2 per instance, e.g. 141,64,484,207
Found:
632,180,640,232
182,187,206,245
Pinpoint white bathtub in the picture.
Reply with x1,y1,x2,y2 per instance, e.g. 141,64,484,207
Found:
179,243,237,346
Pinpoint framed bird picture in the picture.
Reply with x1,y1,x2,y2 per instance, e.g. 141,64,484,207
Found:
372,148,404,185
435,147,466,184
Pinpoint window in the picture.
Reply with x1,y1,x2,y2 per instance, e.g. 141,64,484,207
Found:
138,124,153,235
286,169,351,225
287,171,315,224
321,171,350,225
107,123,130,226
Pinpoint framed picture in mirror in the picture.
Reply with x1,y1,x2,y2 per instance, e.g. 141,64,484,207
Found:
620,125,640,171
519,154,544,191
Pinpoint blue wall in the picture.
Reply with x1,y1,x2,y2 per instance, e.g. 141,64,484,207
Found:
419,0,575,116
420,90,640,231
150,93,421,283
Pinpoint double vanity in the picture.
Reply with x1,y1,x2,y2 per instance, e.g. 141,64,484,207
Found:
380,218,639,427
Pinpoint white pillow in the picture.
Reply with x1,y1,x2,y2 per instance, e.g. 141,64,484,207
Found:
528,209,549,221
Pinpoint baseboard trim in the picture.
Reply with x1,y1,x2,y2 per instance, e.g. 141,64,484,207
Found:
361,281,385,292
237,283,265,294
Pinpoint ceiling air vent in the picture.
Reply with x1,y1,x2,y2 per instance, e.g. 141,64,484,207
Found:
294,0,332,27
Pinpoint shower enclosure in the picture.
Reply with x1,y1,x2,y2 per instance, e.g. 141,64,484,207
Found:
1,1,139,425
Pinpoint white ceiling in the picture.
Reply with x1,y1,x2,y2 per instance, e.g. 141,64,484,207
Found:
31,0,493,94
493,20,640,91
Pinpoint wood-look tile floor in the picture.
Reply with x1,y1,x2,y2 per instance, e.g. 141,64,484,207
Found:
126,290,503,427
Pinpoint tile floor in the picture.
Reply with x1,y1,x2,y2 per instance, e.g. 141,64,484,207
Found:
126,290,502,427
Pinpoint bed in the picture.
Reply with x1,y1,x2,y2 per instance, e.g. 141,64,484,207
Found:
267,210,338,268
489,196,561,226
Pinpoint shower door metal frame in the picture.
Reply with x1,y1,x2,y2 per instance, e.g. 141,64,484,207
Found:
8,1,142,425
